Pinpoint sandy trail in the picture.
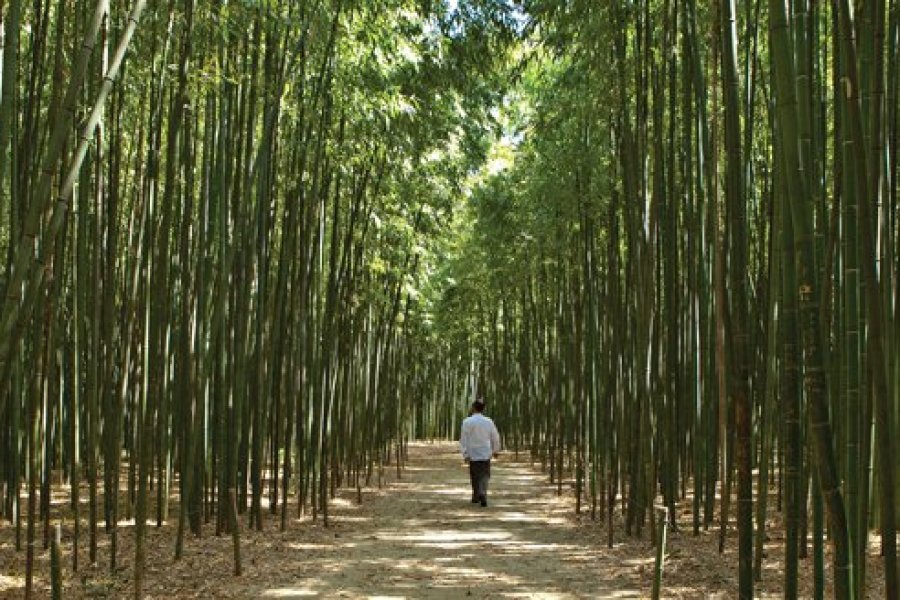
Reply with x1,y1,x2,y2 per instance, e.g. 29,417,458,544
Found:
253,442,641,599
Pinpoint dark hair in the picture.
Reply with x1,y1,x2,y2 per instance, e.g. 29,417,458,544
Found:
472,400,485,413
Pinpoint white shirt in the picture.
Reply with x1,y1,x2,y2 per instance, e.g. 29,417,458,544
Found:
460,413,501,461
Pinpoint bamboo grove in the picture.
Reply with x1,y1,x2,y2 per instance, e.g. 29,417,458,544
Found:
2,0,900,598
0,0,517,597
436,1,900,598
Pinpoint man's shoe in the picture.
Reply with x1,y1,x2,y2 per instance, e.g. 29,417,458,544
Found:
471,497,479,504
480,496,487,507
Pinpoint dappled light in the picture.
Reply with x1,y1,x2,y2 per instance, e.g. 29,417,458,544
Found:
243,443,645,599
1,441,890,598
1,0,898,597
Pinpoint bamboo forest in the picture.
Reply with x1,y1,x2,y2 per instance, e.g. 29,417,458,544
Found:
1,0,899,597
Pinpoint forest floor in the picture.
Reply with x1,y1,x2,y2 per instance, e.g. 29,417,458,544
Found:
0,441,888,598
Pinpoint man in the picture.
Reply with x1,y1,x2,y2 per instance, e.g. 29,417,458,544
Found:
459,400,501,507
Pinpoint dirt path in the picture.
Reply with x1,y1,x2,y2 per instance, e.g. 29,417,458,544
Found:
251,442,643,599
4,441,885,598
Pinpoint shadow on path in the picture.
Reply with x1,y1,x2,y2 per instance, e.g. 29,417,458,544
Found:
260,442,642,599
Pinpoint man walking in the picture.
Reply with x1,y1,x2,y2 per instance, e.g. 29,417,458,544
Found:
460,400,501,507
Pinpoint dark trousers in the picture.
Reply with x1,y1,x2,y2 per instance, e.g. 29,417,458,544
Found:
469,460,491,500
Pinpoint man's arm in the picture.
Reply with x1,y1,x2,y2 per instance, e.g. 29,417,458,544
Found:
490,422,501,457
459,421,470,460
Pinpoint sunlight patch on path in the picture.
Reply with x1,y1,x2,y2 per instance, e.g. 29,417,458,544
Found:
263,588,319,597
257,442,640,599
376,529,514,543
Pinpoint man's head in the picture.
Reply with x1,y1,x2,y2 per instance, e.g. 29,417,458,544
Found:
472,400,485,413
